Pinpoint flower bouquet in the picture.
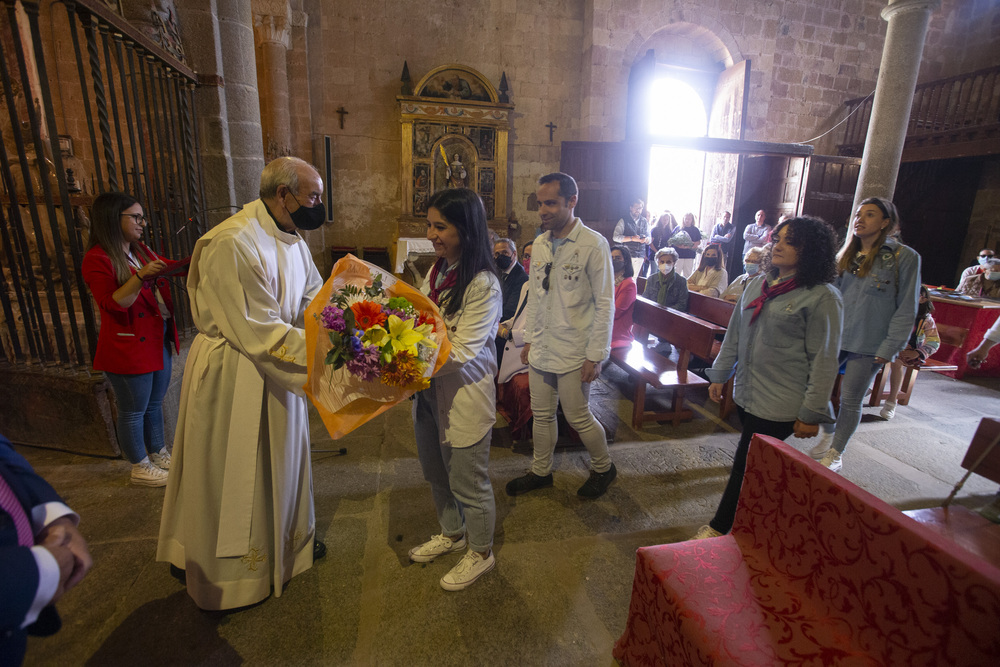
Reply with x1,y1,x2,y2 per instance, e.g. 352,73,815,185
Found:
304,255,451,439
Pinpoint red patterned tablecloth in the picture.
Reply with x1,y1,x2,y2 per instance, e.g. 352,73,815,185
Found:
928,296,1000,378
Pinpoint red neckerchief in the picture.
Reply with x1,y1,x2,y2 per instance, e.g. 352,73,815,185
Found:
427,258,457,306
744,274,799,325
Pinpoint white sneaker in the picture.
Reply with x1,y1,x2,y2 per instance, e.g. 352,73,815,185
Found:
408,534,467,563
880,402,897,420
149,448,171,470
820,449,843,473
691,525,722,540
131,459,168,487
440,550,495,591
809,431,833,459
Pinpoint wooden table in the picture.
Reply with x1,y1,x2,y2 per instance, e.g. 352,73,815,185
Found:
903,506,1000,571
928,292,1000,378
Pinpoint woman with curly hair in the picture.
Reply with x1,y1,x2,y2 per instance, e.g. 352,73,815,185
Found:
410,188,501,591
693,216,843,539
809,197,921,472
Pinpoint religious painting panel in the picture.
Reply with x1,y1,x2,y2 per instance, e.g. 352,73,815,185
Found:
478,167,495,195
481,195,495,221
468,128,495,161
418,69,494,102
434,139,474,191
413,164,430,216
413,123,445,158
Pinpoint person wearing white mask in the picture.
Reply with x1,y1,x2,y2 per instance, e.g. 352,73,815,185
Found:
957,257,1000,299
958,248,995,285
721,246,766,303
641,247,689,312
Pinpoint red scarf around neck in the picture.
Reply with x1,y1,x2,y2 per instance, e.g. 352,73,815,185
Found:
427,258,458,306
744,274,799,324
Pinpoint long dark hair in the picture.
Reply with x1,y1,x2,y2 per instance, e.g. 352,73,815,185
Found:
771,216,838,288
87,191,154,285
426,188,499,318
610,244,634,278
694,243,724,273
836,196,900,277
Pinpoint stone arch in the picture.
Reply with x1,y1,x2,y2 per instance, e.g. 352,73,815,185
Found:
621,9,743,72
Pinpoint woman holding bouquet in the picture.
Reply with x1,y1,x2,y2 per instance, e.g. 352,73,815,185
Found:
410,187,502,591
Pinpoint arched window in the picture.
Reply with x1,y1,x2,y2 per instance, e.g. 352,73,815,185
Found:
647,77,708,138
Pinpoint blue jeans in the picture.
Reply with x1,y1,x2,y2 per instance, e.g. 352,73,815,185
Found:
104,343,172,464
413,390,496,553
821,351,882,454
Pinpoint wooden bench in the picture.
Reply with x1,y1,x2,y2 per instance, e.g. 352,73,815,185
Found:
866,322,967,407
609,296,723,428
687,291,737,419
614,435,1000,666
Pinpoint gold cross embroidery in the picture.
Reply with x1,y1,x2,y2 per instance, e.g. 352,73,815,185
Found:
242,547,267,571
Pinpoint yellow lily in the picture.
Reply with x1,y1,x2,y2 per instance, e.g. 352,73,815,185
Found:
386,315,425,357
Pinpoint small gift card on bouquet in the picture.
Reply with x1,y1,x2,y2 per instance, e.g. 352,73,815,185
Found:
304,255,451,439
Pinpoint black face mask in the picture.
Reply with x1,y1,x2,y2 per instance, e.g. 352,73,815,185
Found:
612,258,626,272
495,254,513,271
288,192,326,230
703,255,719,267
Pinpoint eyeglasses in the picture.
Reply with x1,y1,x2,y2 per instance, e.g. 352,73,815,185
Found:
122,213,146,225
542,262,553,291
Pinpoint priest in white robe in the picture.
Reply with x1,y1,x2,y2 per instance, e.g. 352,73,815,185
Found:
157,157,327,610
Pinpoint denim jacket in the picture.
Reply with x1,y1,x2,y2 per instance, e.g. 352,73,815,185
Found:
837,237,921,361
706,275,844,423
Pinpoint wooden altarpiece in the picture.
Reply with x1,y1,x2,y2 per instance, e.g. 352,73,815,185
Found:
396,65,512,237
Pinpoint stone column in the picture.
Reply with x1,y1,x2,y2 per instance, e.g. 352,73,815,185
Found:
287,7,313,162
176,0,264,218
252,0,292,162
853,0,940,211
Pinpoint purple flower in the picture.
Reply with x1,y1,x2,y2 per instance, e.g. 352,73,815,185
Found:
382,307,406,320
346,343,381,382
321,305,347,332
348,335,363,354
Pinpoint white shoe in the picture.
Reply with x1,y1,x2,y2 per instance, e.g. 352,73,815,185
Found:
440,550,495,591
691,525,722,540
809,431,833,460
149,448,171,470
820,449,843,473
131,459,168,487
408,533,467,563
880,402,896,420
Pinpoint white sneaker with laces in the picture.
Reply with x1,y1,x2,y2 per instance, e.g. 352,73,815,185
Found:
820,449,843,473
440,550,495,591
809,431,833,460
880,402,897,420
691,525,722,540
149,448,171,470
131,459,169,487
408,534,467,563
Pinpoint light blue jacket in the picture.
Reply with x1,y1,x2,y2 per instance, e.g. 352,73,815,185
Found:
837,237,921,361
706,275,844,423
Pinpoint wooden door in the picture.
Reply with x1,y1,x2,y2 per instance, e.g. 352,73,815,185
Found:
730,155,808,273
559,141,651,242
801,155,861,237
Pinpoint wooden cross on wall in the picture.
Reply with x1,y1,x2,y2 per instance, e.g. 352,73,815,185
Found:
336,106,349,129
546,122,557,142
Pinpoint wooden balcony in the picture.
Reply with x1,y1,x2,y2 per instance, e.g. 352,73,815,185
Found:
838,65,1000,162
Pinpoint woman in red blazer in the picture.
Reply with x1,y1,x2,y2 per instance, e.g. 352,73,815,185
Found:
82,192,181,487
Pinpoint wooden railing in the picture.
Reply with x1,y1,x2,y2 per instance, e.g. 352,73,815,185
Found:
839,65,1000,158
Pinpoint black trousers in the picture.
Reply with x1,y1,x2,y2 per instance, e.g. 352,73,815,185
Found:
708,406,795,534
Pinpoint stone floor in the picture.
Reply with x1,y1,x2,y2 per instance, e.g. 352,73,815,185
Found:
16,368,1000,666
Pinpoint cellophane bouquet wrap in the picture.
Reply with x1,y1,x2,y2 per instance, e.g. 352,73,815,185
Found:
304,255,451,439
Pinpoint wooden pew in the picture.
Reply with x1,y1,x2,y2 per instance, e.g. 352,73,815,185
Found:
867,322,967,407
609,296,723,428
687,291,737,419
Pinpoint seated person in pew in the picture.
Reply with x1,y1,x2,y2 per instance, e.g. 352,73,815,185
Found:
496,278,532,441
686,243,728,298
693,216,843,539
880,285,940,420
957,247,994,285
610,244,637,351
642,247,688,312
968,316,1000,524
720,246,765,303
956,257,1000,299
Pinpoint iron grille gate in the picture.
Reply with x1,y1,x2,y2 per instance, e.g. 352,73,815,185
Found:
0,0,205,371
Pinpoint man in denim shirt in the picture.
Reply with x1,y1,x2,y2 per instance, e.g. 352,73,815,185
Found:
505,172,617,499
